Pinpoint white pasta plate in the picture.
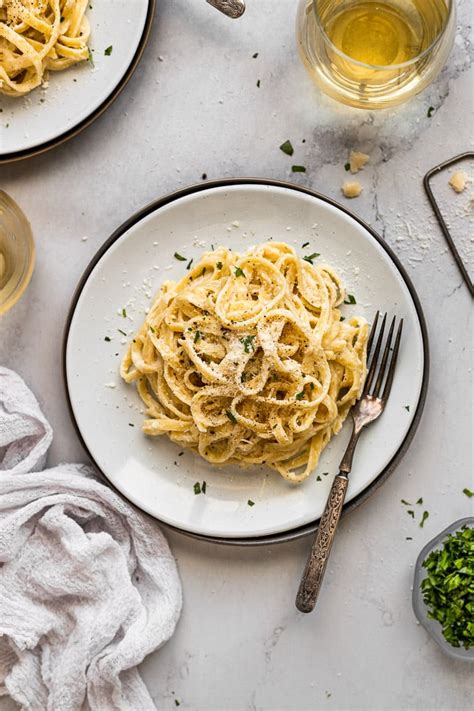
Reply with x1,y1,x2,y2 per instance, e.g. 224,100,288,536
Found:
64,180,429,542
0,0,154,162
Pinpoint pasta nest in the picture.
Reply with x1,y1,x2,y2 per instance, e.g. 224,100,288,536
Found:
0,0,90,96
121,242,368,483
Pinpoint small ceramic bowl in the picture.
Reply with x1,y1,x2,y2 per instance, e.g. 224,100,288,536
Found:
413,517,474,661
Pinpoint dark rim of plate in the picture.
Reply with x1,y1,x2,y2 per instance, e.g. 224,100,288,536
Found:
62,178,430,546
0,0,155,164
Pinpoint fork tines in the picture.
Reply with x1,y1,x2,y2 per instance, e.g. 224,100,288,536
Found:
364,312,403,402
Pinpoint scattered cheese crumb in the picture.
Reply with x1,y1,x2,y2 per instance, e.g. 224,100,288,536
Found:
104,382,116,389
232,220,240,228
81,236,88,242
449,171,468,194
342,181,362,199
349,151,369,174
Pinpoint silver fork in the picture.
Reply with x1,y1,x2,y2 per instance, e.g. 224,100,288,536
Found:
295,312,403,613
206,0,246,18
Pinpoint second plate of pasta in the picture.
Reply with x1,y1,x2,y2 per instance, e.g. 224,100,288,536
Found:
64,180,428,540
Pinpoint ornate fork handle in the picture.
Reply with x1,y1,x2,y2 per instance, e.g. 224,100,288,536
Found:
295,474,349,613
206,0,246,18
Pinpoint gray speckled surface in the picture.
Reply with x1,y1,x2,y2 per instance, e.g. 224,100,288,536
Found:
0,1,473,709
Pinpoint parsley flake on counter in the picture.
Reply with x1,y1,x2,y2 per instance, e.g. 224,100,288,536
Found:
128,423,134,427
104,336,111,342
406,537,413,540
407,510,415,519
252,52,258,58
401,499,412,505
292,165,306,173
256,79,261,88
344,162,351,171
248,499,255,507
121,308,127,318
193,482,201,495
419,510,429,528
240,335,255,353
104,45,113,56
416,497,423,505
420,525,474,649
405,405,410,412
174,252,186,261
226,410,237,424
88,48,94,66
344,294,357,305
118,328,127,336
202,481,207,494
463,488,473,498
234,266,245,277
186,258,193,270
322,472,329,476
303,252,320,264
427,106,435,118
280,140,294,156
316,475,322,481
175,701,180,707
302,241,310,248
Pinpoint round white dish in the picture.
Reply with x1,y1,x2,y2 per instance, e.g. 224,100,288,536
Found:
64,180,428,539
0,0,154,161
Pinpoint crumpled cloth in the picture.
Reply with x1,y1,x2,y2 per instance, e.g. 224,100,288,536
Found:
0,367,182,711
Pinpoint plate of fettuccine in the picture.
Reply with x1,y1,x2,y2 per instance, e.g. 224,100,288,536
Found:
0,0,154,161
64,180,429,542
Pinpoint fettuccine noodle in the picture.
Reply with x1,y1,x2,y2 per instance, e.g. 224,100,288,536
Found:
121,242,368,483
0,0,90,97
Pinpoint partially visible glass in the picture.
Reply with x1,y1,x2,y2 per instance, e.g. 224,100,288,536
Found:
0,191,35,316
296,0,456,109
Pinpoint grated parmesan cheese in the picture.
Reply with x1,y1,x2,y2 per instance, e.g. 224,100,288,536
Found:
449,171,468,194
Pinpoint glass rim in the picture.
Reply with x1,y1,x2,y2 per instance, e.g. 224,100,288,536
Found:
312,0,454,71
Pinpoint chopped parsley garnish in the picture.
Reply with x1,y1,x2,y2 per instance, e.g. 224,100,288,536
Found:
256,79,261,88
416,497,423,505
174,252,186,261
175,701,180,707
344,162,351,171
419,510,429,528
280,140,294,156
407,510,415,518
193,482,201,495
122,308,127,318
303,253,320,264
322,472,328,476
104,336,111,342
316,475,322,481
186,258,193,270
226,410,237,424
405,405,410,412
427,106,435,118
344,294,357,304
401,499,412,505
295,391,305,400
340,316,345,321
202,481,207,494
128,423,134,427
463,488,473,498
302,241,310,248
104,45,113,56
248,499,255,507
240,335,255,353
194,330,201,343
149,325,156,333
252,52,258,58
234,266,245,278
406,537,413,540
118,328,127,336
292,165,306,173
88,48,94,66
420,525,474,649
216,261,223,270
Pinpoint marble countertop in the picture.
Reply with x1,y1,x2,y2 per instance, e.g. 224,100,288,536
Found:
1,1,473,709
